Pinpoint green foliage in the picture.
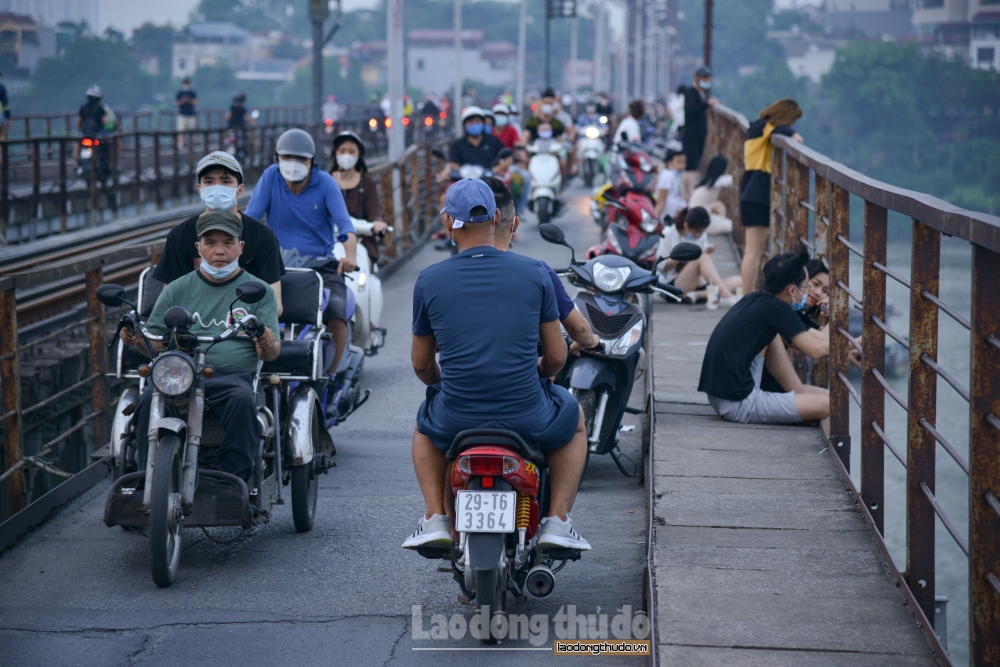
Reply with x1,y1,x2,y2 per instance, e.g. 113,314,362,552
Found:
275,56,367,106
14,37,157,113
679,0,782,78
187,62,240,109
132,23,177,83
724,52,808,121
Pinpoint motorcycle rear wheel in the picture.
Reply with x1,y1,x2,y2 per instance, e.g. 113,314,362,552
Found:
584,159,596,187
475,567,507,644
150,434,183,588
536,197,551,225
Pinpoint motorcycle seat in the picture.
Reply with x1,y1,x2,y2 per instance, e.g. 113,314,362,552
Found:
261,340,313,375
446,429,546,466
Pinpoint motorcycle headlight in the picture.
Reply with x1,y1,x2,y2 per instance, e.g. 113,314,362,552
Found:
585,126,600,139
592,262,631,292
459,164,485,179
599,115,608,124
638,156,652,173
609,322,643,356
357,271,366,292
640,209,659,233
151,352,195,396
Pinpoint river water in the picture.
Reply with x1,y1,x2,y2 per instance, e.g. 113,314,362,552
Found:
844,233,973,666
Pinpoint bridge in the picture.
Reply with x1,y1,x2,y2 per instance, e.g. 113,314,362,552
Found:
0,101,997,667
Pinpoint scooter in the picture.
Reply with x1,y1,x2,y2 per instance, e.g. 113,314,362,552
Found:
346,216,390,356
526,139,563,225
587,191,663,271
540,223,702,476
577,124,605,188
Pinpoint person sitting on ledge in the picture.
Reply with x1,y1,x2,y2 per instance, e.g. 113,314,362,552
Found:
698,248,830,427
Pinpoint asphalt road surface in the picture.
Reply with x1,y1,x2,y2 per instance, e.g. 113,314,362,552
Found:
0,183,648,666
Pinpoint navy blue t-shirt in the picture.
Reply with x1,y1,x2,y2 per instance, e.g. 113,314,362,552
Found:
541,260,575,321
413,246,558,417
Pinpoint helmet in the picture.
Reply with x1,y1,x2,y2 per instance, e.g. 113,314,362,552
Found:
491,103,509,115
332,130,365,157
233,91,246,101
460,106,485,123
482,108,495,121
86,85,102,99
695,66,712,78
275,128,315,159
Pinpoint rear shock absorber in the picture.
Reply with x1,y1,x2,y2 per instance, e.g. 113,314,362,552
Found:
516,494,530,554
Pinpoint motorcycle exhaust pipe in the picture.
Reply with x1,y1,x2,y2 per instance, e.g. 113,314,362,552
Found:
525,564,555,598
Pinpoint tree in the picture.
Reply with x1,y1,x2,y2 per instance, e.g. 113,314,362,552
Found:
132,23,177,83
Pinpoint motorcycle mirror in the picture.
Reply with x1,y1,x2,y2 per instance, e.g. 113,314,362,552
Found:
235,280,267,304
620,130,628,142
250,109,260,119
539,223,576,264
163,306,193,330
431,148,447,161
96,284,127,307
669,242,703,263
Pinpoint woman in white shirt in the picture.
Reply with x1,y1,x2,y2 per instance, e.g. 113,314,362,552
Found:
657,207,742,305
688,156,734,235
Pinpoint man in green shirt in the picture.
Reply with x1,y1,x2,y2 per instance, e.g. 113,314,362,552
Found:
123,210,281,482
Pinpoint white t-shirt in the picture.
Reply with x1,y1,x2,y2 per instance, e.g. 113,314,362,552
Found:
614,116,642,143
657,225,709,283
655,169,687,220
689,174,734,209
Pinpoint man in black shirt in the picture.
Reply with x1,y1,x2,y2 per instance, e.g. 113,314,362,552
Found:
444,106,505,172
682,66,717,199
698,249,829,426
154,151,285,314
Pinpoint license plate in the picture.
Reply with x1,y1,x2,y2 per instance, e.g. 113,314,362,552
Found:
456,490,516,533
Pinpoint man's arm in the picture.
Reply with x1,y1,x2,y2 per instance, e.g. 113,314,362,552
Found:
254,327,281,362
411,334,441,385
564,309,600,354
539,319,569,377
269,281,283,317
789,327,829,359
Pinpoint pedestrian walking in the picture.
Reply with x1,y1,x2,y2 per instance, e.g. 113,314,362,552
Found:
175,77,198,148
681,66,717,200
737,98,803,296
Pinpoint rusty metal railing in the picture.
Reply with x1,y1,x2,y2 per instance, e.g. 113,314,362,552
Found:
0,141,447,540
706,104,1000,666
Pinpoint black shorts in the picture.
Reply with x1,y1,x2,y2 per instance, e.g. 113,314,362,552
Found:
314,264,348,323
740,200,771,228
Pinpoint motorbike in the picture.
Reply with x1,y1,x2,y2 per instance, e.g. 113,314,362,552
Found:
101,270,336,586
587,190,663,271
346,216,391,357
539,223,702,477
590,140,657,235
577,124,606,188
224,127,247,161
431,150,514,256
415,428,586,643
526,139,564,225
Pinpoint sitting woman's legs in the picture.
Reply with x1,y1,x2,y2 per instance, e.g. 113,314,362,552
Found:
672,254,736,298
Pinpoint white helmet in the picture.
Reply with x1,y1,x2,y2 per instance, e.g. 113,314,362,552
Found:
460,106,485,123
491,103,510,115
86,85,103,98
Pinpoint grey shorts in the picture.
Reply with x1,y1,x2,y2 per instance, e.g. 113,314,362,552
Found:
314,264,348,324
707,356,801,424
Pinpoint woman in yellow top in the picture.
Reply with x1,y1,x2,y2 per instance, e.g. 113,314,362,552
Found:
738,99,804,295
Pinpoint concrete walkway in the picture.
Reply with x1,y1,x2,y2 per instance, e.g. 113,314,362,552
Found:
648,239,939,666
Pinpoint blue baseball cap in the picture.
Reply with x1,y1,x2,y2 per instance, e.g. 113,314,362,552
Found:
439,178,497,228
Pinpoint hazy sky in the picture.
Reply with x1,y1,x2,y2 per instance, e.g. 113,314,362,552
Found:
97,0,382,35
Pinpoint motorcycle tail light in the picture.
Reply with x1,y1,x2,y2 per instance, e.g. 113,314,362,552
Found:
502,455,520,475
469,455,503,476
402,117,410,126
424,116,433,126
324,118,333,126
385,118,392,128
481,476,494,488
81,138,94,147
439,111,446,119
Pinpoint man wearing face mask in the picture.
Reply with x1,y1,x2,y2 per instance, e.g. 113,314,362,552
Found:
155,152,285,315
123,211,281,484
491,103,522,149
698,248,830,427
245,128,357,382
441,107,505,181
524,89,566,142
682,66,718,199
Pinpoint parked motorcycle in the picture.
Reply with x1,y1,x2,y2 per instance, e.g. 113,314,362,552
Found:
526,139,564,225
539,223,702,476
590,141,657,236
101,273,336,586
577,125,605,188
587,190,663,271
347,216,391,357
415,428,586,643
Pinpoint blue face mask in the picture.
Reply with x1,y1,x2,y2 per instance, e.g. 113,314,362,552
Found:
538,130,553,139
684,233,697,242
466,122,484,136
791,287,809,311
200,184,239,211
200,256,240,280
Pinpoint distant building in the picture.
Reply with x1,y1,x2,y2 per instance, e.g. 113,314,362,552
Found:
407,30,517,95
235,57,299,83
172,22,269,79
768,29,842,83
0,0,97,31
0,12,56,90
350,40,387,88
823,0,916,39
913,0,1000,70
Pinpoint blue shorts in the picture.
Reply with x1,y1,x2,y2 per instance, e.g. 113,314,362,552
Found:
416,379,581,454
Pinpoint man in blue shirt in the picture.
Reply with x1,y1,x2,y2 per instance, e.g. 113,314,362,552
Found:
402,179,590,553
246,129,358,386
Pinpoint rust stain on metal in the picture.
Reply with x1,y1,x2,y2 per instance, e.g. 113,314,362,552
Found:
0,285,23,514
828,184,852,470
861,201,887,534
84,269,108,452
906,219,940,624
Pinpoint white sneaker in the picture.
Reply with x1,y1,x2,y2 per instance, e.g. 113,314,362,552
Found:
402,514,455,549
537,514,591,551
719,295,739,307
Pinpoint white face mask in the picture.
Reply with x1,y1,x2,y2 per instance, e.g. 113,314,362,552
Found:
200,184,240,211
278,158,310,182
540,104,554,115
200,255,240,280
494,115,508,127
336,153,359,170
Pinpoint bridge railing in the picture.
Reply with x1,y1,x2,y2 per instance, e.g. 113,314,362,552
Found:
706,104,1000,666
0,140,447,545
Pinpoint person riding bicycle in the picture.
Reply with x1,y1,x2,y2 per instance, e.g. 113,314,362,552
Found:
330,131,388,271
402,178,591,552
245,129,357,390
121,211,281,484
